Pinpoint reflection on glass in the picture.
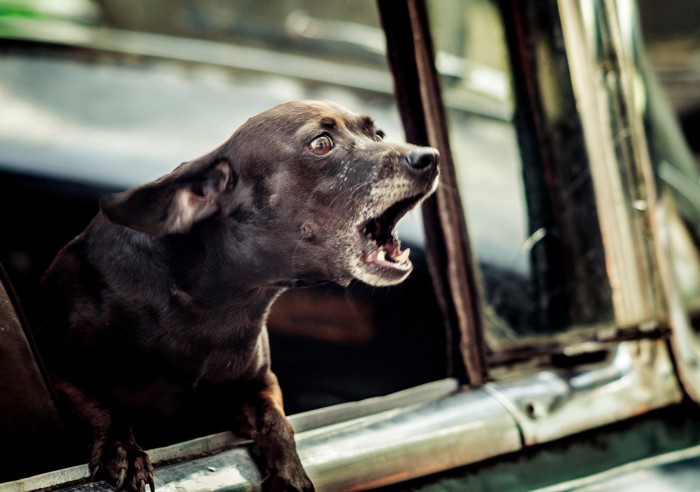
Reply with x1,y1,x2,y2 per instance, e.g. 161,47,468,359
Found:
428,0,536,341
432,0,700,352
429,0,621,344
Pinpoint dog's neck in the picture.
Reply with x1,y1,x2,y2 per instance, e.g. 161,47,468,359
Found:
158,223,291,322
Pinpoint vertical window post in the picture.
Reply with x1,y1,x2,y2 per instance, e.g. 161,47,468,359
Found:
378,0,487,386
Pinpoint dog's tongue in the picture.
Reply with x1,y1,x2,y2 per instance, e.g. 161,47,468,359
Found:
362,217,412,268
368,239,410,266
386,242,410,265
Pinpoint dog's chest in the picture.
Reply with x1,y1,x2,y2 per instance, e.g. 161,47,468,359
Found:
189,346,261,386
157,319,268,386
111,340,265,414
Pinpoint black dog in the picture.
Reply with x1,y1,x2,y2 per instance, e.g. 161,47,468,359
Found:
37,100,439,491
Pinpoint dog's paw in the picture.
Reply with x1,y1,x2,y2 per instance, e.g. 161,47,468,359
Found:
90,442,155,492
263,469,315,492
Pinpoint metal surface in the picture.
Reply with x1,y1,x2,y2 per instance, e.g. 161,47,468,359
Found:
2,336,683,491
557,0,662,330
486,340,681,445
557,0,700,403
655,197,700,404
298,386,519,491
1,379,522,492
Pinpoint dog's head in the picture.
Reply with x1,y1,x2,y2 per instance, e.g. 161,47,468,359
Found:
100,100,439,287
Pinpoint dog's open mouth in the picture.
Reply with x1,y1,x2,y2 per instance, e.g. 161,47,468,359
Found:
359,194,423,278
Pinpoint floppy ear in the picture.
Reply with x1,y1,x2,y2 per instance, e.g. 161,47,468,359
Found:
99,158,235,236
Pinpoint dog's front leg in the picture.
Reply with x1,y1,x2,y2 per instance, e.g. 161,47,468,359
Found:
237,371,314,492
55,379,155,492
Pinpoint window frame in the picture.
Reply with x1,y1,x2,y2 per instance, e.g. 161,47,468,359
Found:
377,0,488,386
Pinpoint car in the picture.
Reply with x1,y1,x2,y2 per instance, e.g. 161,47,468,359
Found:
1,0,700,490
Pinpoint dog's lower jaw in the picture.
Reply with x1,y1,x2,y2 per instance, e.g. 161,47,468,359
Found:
350,260,412,287
345,232,414,287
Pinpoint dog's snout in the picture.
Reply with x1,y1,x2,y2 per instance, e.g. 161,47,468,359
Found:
405,148,439,174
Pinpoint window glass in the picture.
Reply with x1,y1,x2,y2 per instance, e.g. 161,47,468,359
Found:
428,0,539,343
429,0,624,350
430,0,700,353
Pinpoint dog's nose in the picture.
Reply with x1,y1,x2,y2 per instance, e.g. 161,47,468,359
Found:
405,148,440,174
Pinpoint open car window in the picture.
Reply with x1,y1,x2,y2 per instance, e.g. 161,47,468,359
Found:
0,0,452,419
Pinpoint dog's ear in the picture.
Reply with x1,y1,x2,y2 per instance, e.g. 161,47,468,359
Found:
100,158,235,236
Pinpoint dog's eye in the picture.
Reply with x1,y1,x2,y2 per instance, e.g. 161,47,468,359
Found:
309,135,334,155
376,130,386,140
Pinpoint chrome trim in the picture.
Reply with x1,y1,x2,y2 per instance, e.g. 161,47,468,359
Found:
654,195,700,403
485,340,681,446
2,339,681,491
298,387,519,491
559,0,700,402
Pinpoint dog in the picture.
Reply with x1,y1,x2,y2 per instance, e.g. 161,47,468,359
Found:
37,100,439,491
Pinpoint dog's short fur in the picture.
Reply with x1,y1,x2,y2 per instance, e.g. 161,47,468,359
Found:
37,100,439,491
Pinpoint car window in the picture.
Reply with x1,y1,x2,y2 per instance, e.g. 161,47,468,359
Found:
0,0,450,423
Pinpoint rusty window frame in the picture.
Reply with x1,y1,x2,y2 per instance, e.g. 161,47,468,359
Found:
377,0,488,386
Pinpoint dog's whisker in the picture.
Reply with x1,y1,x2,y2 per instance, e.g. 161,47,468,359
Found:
323,178,376,210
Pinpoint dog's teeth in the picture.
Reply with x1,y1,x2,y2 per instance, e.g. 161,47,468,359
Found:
377,249,386,262
396,248,411,264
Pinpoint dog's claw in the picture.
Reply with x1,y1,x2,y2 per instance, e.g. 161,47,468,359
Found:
90,440,154,492
137,477,155,492
115,468,127,490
